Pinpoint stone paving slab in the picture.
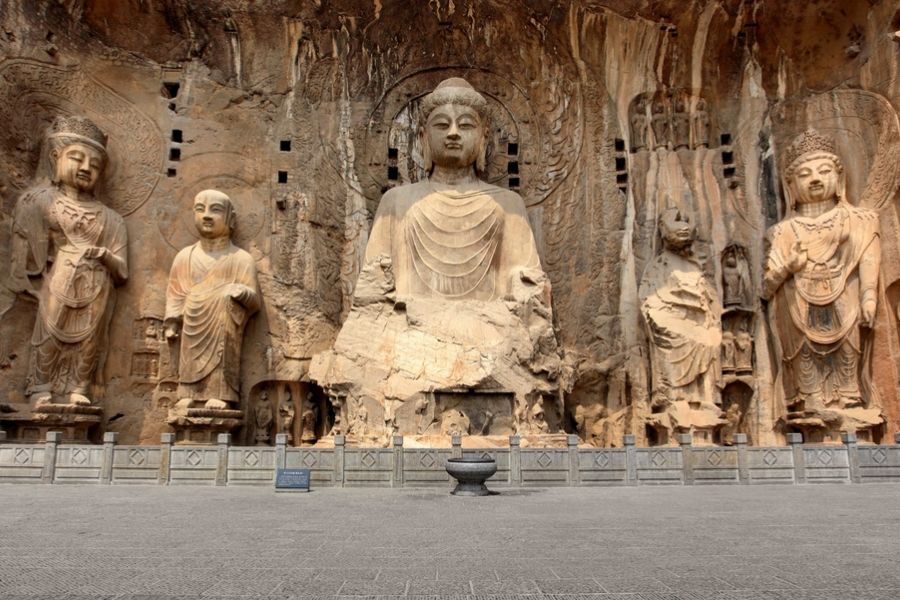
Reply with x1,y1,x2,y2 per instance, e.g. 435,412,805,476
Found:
0,483,899,599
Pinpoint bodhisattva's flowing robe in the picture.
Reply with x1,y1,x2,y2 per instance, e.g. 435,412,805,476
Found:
762,202,880,409
364,180,542,300
10,186,128,397
165,242,259,404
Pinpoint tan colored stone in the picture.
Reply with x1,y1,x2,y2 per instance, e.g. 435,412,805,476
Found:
763,130,883,443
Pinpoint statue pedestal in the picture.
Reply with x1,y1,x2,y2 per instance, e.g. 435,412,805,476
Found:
787,407,883,444
0,402,102,443
167,407,243,444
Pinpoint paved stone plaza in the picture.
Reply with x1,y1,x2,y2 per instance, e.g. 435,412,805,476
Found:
1,483,900,599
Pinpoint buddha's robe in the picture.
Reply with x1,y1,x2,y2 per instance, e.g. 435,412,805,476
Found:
364,181,542,301
165,242,259,404
762,202,880,408
639,250,721,401
10,186,127,396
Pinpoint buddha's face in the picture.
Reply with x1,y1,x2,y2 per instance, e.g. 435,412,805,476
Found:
193,195,232,239
53,142,104,192
659,209,694,250
791,155,839,205
424,103,484,169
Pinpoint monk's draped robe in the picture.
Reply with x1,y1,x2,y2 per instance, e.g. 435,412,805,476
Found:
165,243,259,404
763,202,880,408
639,251,721,401
10,186,128,396
364,181,542,300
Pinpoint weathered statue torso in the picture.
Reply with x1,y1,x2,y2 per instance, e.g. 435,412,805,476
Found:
365,180,541,301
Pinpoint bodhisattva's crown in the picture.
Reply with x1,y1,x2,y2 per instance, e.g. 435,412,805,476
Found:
783,129,837,171
48,115,108,150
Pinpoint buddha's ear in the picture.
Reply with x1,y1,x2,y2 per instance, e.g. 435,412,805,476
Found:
476,131,487,174
419,126,433,174
836,162,848,204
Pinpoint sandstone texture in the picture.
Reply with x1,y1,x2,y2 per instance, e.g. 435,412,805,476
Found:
0,1,898,447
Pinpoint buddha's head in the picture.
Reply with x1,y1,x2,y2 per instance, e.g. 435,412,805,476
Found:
46,115,108,194
658,207,695,252
192,189,236,240
782,130,845,209
419,77,489,174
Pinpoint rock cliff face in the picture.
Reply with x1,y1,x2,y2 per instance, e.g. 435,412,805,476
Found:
1,1,898,446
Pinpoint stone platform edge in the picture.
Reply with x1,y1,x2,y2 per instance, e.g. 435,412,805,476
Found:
1,431,899,487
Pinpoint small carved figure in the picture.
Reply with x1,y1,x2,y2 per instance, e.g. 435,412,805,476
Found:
440,408,470,437
719,402,743,445
651,97,669,150
722,245,751,307
8,116,128,407
763,130,882,439
279,387,295,443
672,96,690,149
692,98,710,148
165,190,260,411
734,330,753,374
631,98,649,151
300,395,318,445
254,391,273,445
721,331,736,374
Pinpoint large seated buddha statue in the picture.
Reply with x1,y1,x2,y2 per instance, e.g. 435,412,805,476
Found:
310,78,562,446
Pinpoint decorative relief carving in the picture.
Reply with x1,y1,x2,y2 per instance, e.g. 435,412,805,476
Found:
0,59,163,216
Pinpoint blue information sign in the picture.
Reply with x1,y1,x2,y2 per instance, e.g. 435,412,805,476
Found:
275,468,310,492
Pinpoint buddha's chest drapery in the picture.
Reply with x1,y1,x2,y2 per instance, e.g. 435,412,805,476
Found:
402,189,504,299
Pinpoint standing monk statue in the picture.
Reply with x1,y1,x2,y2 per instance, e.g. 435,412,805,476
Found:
763,130,882,442
165,190,260,411
8,116,127,407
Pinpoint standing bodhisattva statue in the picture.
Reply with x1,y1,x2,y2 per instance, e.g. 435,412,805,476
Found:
763,130,882,441
165,190,260,411
8,116,128,407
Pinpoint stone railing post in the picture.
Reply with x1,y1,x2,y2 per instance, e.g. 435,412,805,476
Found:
334,434,345,487
158,433,174,485
509,435,522,486
787,432,805,484
215,433,230,486
100,432,118,484
41,431,61,484
678,433,694,485
392,435,403,488
894,432,900,445
567,434,580,486
451,435,462,458
624,434,637,486
842,431,860,483
275,433,288,472
0,430,7,442
734,433,749,484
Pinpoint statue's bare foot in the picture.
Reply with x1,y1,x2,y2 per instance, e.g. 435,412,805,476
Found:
174,398,193,409
205,398,228,410
31,392,53,407
68,393,92,406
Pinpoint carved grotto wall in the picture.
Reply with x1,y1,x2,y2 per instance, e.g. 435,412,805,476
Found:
0,0,899,447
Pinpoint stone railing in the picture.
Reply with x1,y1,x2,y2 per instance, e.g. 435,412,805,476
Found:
1,430,899,487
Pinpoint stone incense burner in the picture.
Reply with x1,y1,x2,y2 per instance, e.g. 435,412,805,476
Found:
445,457,497,496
